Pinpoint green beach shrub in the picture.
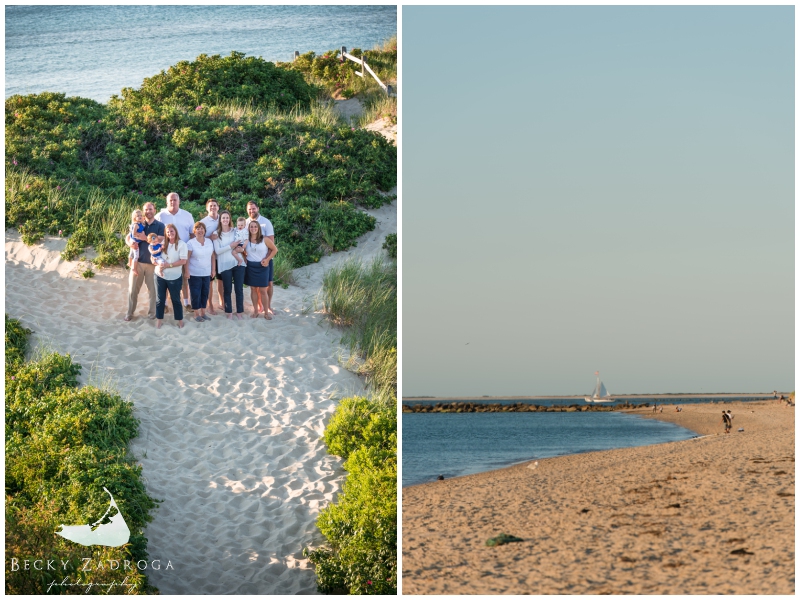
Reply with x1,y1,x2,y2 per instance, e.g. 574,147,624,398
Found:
306,396,396,594
5,314,32,373
382,232,396,259
5,319,159,594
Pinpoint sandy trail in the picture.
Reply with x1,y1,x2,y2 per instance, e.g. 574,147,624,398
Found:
5,200,395,594
402,401,794,594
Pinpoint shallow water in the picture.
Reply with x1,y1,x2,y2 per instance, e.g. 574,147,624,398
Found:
6,5,396,102
402,411,697,487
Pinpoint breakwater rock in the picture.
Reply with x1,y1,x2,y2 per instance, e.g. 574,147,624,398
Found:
402,402,650,413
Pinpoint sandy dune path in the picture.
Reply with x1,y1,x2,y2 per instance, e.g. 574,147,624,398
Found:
5,200,394,594
402,401,794,595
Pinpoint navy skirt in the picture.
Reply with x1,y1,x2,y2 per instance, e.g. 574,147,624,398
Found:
244,260,268,287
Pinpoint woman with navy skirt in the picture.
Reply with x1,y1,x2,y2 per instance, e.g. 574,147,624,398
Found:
243,220,278,319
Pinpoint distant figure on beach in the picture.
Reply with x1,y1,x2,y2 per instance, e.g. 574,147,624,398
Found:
653,403,657,413
721,410,731,434
124,201,165,322
727,409,733,427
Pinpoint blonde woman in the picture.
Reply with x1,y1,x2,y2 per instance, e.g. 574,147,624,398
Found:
154,223,187,329
243,220,278,319
186,221,216,322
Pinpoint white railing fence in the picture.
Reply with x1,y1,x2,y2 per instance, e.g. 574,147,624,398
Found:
293,47,394,96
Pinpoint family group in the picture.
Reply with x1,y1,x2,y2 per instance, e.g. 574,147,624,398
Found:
125,192,278,329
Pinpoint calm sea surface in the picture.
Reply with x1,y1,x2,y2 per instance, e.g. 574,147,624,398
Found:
6,5,396,102
402,411,699,487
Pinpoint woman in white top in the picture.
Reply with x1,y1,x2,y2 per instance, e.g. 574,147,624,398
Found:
200,198,221,315
153,223,188,329
186,221,216,323
243,220,278,319
213,210,247,320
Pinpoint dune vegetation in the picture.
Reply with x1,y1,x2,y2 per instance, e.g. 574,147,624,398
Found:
5,315,159,594
5,49,396,277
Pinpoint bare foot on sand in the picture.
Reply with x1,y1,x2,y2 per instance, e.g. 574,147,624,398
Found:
156,320,163,329
251,311,259,318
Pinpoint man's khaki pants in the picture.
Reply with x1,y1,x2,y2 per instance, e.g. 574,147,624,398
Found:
126,262,156,319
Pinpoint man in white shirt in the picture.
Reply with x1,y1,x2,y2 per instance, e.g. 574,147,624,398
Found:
155,192,196,308
245,201,276,315
200,198,221,315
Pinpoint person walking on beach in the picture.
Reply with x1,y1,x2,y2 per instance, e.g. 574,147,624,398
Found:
155,193,195,309
726,409,733,429
124,201,165,321
721,410,731,434
245,201,276,316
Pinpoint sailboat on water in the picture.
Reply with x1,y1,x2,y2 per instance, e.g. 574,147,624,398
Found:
585,371,613,403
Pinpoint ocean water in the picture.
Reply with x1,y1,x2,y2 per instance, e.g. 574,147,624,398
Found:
6,5,396,102
402,411,698,487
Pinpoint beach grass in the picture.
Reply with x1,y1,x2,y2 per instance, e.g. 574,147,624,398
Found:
319,255,397,401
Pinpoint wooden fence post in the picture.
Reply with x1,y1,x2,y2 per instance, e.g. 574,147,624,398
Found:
341,46,346,62
294,51,299,61
387,84,392,97
361,55,365,77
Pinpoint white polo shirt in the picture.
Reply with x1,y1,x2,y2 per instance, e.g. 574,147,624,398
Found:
246,215,274,238
200,215,220,240
156,208,195,243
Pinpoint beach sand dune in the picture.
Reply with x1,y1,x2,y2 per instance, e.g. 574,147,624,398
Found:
402,401,794,594
5,200,394,594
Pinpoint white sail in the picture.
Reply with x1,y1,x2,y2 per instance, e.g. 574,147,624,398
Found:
585,373,613,403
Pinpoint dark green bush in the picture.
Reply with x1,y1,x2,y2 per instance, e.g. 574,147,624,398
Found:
382,233,396,259
306,396,396,594
5,314,32,373
5,320,159,594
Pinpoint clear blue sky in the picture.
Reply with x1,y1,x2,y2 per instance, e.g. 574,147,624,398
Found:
402,6,794,396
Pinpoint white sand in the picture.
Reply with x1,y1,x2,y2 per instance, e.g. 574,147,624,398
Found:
5,200,395,594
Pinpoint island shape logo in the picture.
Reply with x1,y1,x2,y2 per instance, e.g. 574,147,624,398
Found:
55,487,130,547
